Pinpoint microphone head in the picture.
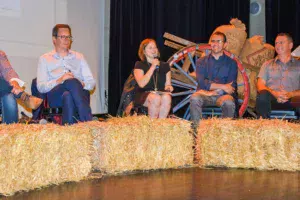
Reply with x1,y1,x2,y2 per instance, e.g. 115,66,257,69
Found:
39,119,48,125
92,116,99,121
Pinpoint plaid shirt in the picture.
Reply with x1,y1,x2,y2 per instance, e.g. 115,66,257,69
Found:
0,51,19,82
258,56,300,92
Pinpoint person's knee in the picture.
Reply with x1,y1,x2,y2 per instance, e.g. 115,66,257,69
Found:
221,100,235,109
62,91,74,104
161,94,172,105
2,93,18,110
148,94,161,106
64,78,82,88
190,94,204,107
1,93,18,123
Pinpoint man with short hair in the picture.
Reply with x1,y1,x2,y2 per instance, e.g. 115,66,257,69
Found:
256,33,300,118
190,31,238,127
37,24,95,124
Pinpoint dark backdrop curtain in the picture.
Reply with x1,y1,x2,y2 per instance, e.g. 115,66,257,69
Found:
266,0,300,48
108,0,250,115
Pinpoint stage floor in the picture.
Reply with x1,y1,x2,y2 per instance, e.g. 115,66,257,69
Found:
3,168,299,200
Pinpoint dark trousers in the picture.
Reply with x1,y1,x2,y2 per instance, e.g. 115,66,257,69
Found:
31,78,46,120
47,78,92,125
256,90,300,119
0,77,13,97
0,77,19,123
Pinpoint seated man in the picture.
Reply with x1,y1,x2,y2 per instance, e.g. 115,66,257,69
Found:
37,24,95,125
256,33,300,118
190,32,238,128
0,51,42,124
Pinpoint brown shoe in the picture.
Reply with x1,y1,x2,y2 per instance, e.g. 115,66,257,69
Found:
20,92,43,110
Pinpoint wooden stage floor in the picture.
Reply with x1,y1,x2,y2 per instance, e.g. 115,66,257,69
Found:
2,168,299,200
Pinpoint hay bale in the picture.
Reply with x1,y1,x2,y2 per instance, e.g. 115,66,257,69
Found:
84,116,194,174
196,119,300,171
0,124,92,196
240,35,275,69
210,18,247,57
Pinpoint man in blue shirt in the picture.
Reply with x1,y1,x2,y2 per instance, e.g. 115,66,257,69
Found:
37,24,95,125
190,32,238,127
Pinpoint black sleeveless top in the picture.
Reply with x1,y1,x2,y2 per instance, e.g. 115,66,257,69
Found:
134,60,170,92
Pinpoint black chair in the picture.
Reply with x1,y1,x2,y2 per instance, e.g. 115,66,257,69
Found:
31,78,63,124
202,107,222,118
270,109,299,120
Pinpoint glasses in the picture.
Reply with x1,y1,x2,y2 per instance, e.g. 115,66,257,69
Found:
56,35,73,41
210,40,224,44
275,40,288,45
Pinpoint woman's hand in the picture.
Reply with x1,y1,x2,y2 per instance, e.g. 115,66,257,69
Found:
152,58,160,67
165,85,173,92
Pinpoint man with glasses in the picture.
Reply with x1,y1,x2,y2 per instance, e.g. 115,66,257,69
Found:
190,31,238,129
37,24,95,124
256,33,300,118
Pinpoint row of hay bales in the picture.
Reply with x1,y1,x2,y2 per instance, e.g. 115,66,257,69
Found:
1,116,299,196
0,116,194,196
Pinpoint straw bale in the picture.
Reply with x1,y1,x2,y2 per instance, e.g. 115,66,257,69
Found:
0,123,91,196
196,119,300,171
83,116,194,174
240,35,275,69
210,18,247,57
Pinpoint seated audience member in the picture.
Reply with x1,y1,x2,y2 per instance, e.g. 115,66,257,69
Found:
37,24,95,125
190,32,238,127
256,33,300,118
0,51,42,124
133,38,173,118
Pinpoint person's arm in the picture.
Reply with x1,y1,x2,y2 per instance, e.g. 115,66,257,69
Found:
226,60,238,89
80,56,96,91
196,58,210,90
256,61,282,100
36,57,60,93
0,51,25,95
164,71,173,92
134,60,158,88
209,59,237,94
0,51,19,82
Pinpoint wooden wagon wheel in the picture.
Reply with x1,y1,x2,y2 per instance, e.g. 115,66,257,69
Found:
167,44,250,119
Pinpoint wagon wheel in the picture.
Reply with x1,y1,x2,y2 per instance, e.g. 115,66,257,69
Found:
167,44,250,119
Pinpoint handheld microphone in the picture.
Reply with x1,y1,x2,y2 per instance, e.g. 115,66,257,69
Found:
154,56,160,71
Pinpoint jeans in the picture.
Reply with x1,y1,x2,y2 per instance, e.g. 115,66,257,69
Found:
190,93,236,125
47,78,92,125
0,93,18,124
0,77,19,124
256,90,300,119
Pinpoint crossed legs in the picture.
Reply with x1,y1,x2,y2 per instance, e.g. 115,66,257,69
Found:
47,78,92,125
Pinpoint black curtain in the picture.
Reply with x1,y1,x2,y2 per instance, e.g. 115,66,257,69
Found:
266,0,300,48
108,0,250,115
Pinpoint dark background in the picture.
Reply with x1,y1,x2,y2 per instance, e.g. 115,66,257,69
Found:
108,0,300,116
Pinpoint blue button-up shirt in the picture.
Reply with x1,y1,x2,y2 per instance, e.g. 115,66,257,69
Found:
37,50,95,93
196,54,238,94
